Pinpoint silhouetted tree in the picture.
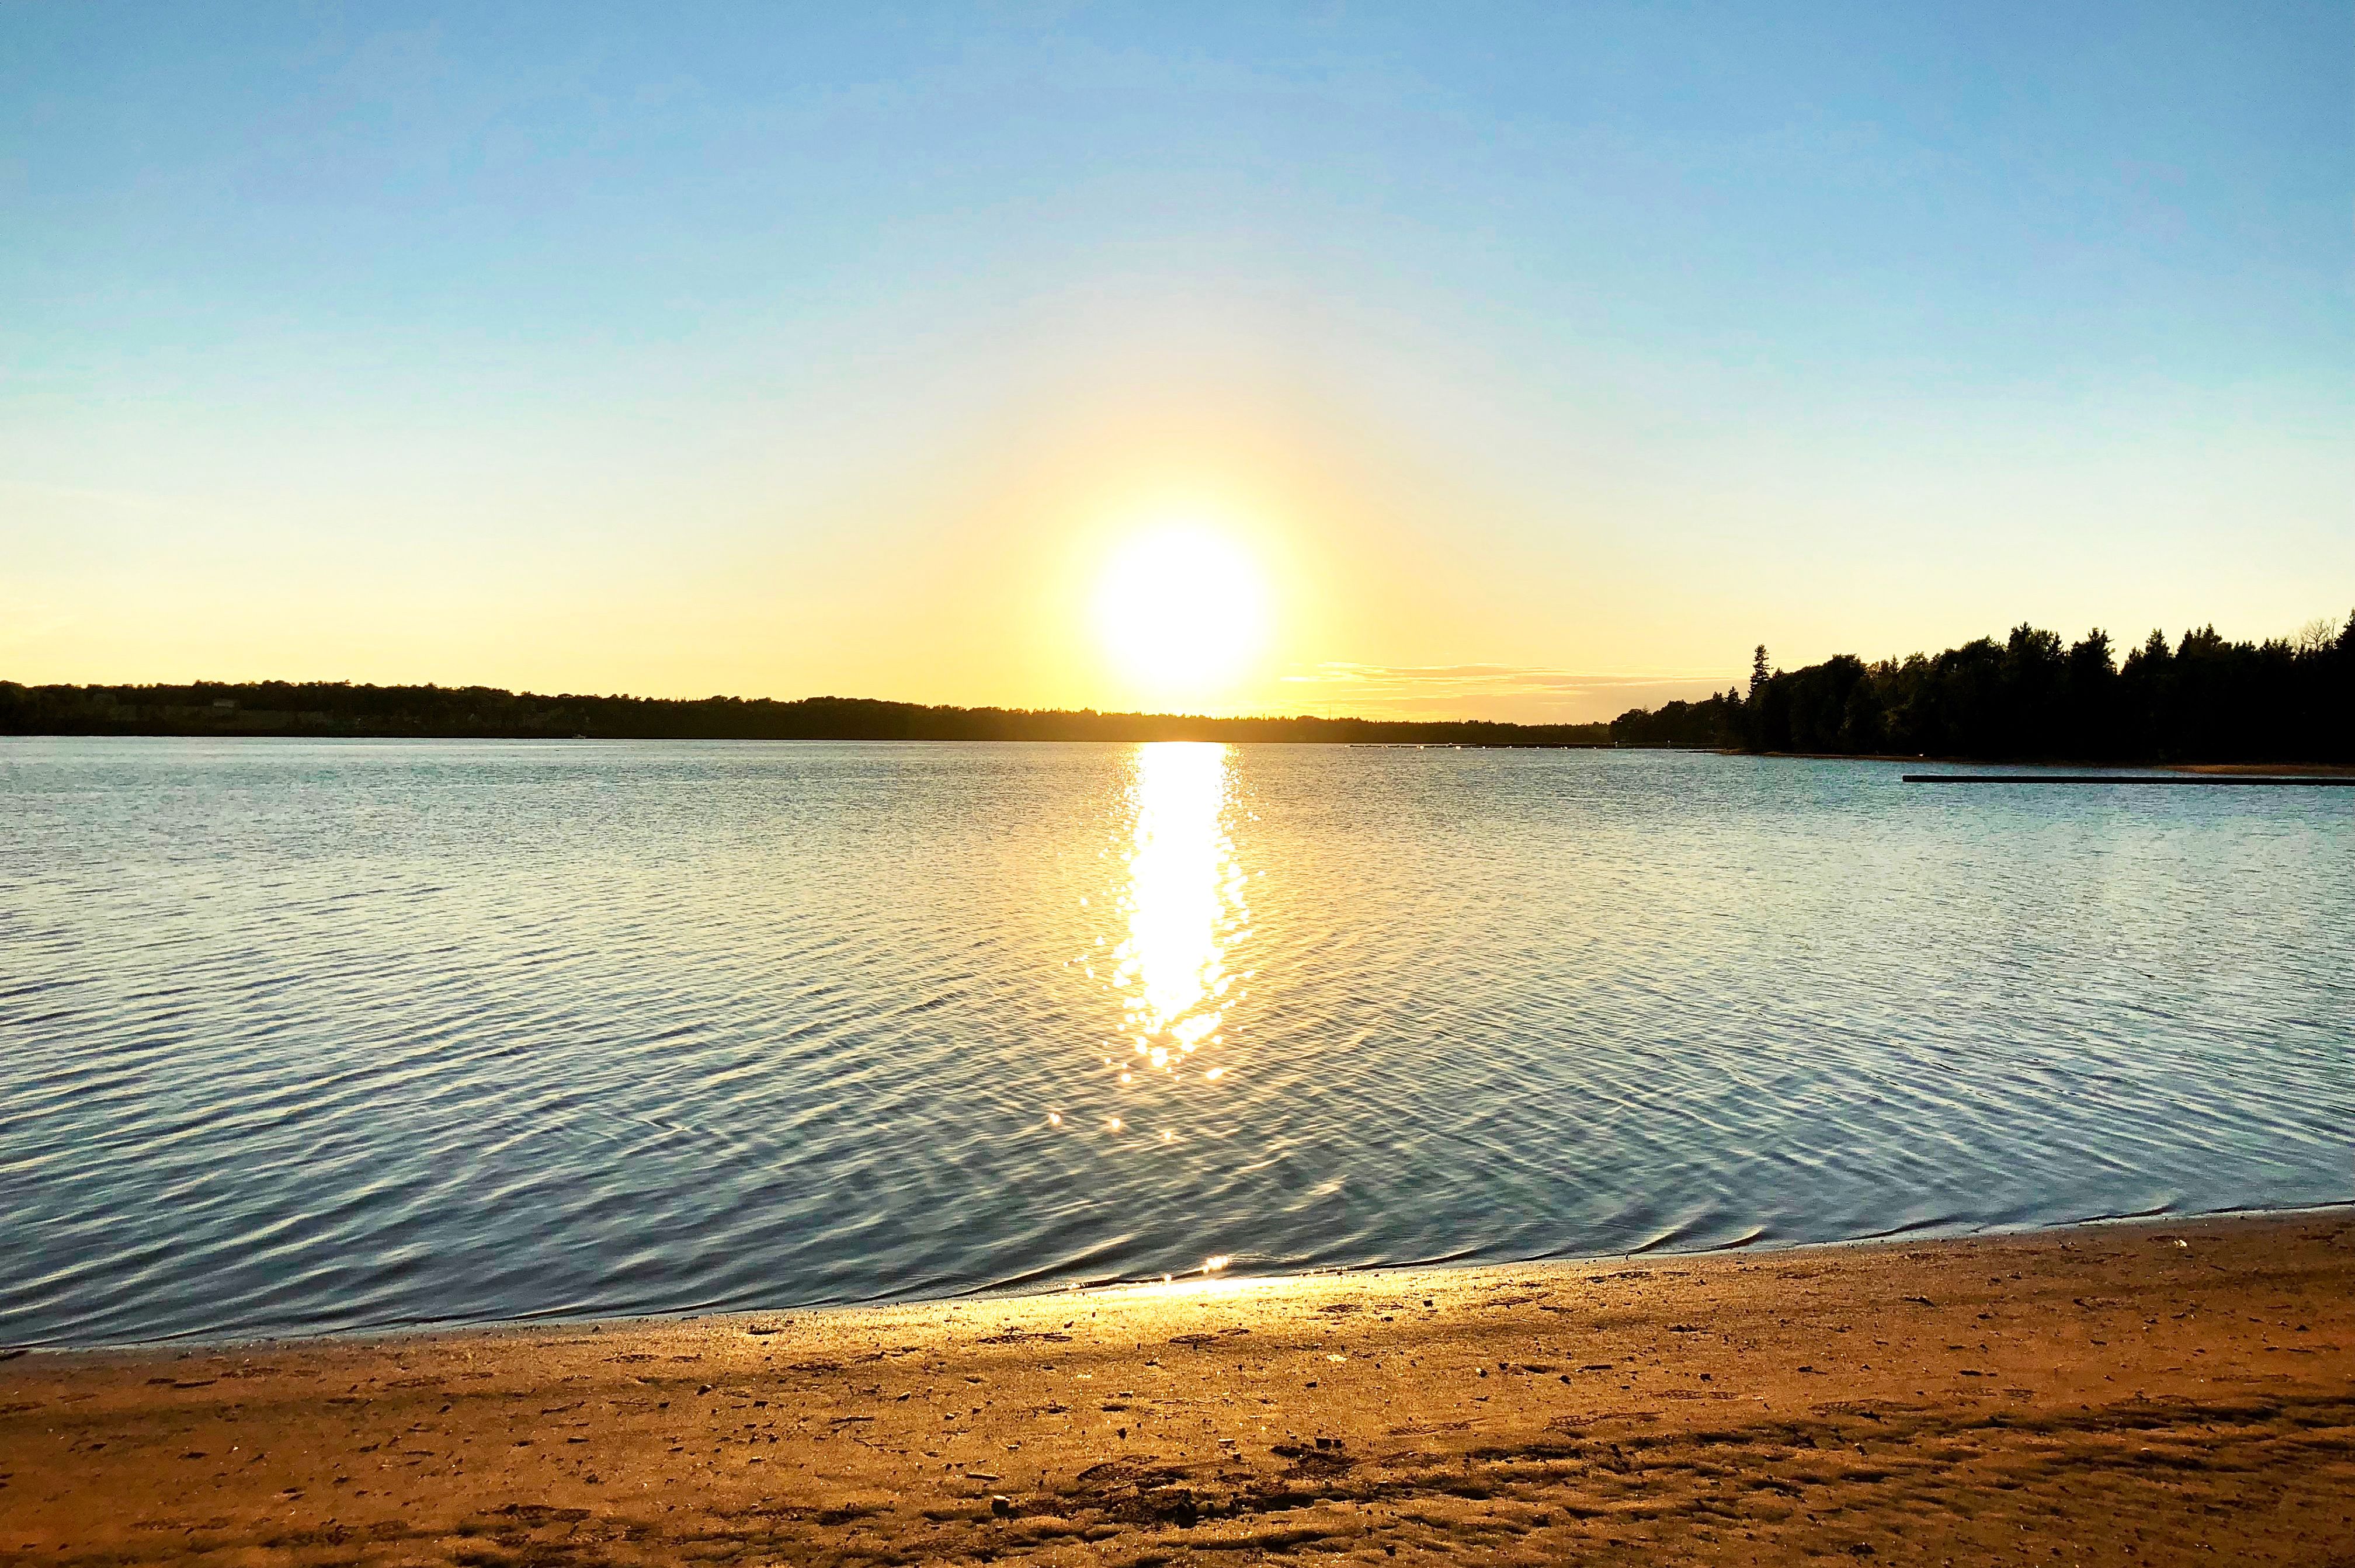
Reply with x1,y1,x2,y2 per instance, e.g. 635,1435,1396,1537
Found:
1616,611,2353,763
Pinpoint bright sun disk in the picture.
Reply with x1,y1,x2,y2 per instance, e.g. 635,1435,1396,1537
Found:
1093,524,1270,700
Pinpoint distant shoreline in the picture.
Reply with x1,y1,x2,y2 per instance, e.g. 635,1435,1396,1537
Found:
0,679,1614,748
1905,771,2355,785
9,669,2346,766
1701,746,2355,776
8,728,2350,775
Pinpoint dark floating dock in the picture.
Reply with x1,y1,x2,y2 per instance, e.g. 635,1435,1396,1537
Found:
1903,774,2355,787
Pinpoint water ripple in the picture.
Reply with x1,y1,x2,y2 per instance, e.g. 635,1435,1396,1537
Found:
1,738,2349,1347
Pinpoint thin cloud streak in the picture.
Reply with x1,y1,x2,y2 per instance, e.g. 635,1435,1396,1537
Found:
1277,662,1741,724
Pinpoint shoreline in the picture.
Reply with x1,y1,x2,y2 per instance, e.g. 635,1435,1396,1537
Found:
1727,746,2355,775
6,1212,2349,1564
9,733,2353,774
13,1198,2349,1360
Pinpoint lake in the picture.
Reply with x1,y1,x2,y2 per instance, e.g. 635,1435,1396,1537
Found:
2,739,2348,1347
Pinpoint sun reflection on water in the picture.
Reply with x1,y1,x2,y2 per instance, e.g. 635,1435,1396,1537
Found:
1113,742,1247,1082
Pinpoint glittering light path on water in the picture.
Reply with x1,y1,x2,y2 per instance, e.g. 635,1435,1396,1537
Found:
2,739,2348,1346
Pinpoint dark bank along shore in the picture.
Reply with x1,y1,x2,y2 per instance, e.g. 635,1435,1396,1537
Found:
1904,773,2355,785
4,1211,2350,1566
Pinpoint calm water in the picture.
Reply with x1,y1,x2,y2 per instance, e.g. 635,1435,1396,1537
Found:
2,739,2349,1347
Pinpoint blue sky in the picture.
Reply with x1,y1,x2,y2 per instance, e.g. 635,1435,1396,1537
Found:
4,2,2348,717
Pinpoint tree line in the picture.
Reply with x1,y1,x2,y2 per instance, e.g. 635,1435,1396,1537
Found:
12,611,2347,759
1611,612,2355,763
0,680,1614,748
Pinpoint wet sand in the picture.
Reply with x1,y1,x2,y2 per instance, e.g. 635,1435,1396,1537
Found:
4,1212,2349,1566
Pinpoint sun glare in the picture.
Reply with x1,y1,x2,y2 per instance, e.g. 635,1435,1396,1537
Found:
1092,524,1270,701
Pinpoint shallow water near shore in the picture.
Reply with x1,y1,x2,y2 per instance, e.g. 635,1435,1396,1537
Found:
3,738,2349,1347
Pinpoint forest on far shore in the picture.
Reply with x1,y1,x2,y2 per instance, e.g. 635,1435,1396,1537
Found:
1610,613,2355,763
7,611,2349,762
0,681,1611,748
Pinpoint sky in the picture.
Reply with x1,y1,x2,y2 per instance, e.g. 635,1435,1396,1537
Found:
4,2,2349,721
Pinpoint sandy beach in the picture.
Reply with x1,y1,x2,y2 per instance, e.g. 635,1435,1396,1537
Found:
4,1212,2349,1566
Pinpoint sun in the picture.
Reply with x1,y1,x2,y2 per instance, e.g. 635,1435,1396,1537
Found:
1092,523,1271,702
